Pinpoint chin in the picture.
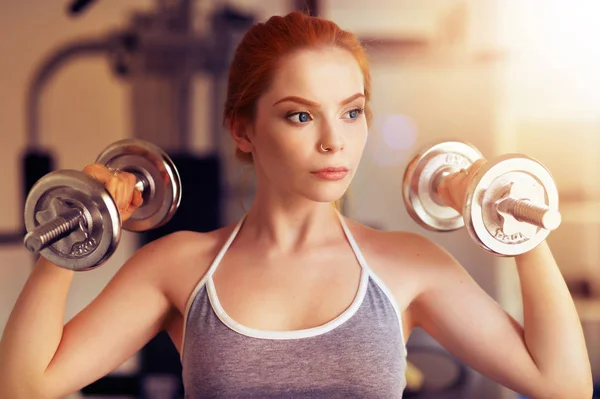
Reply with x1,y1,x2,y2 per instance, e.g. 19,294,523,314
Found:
303,184,348,204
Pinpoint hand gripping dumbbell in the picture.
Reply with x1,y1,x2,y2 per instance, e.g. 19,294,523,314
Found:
402,141,561,256
23,139,182,270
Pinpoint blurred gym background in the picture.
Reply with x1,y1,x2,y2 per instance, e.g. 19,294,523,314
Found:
1,1,599,398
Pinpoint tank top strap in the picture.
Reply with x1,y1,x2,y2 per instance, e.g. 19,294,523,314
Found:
203,209,360,278
213,210,369,275
334,209,407,350
205,213,247,278
182,214,246,324
334,209,369,271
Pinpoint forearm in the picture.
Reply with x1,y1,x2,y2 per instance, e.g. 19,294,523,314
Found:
515,241,593,396
0,256,74,396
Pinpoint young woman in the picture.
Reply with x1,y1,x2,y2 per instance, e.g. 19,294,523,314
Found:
0,11,592,399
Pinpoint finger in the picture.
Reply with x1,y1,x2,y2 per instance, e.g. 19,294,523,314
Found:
131,188,144,208
437,179,453,208
468,159,487,176
117,173,135,211
120,206,134,222
83,164,125,207
447,166,470,181
82,164,113,185
440,173,465,212
450,182,465,211
105,174,120,204
112,178,128,212
122,189,144,221
121,203,136,221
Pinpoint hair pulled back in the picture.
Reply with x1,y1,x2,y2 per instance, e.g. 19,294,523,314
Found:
223,11,372,164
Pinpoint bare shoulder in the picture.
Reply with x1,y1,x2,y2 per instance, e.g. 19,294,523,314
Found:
119,230,207,278
341,216,461,303
342,216,454,267
133,229,219,264
128,224,239,312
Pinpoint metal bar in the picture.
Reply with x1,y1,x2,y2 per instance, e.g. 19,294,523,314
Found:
295,0,320,16
0,231,25,245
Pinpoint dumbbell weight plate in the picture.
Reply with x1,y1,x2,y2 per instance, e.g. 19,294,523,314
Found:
95,139,182,232
24,170,121,270
463,154,559,256
403,141,483,231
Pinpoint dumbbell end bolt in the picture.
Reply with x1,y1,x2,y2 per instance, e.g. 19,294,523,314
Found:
496,197,561,231
24,208,83,253
24,234,43,253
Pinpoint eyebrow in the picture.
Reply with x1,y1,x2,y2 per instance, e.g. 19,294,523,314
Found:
272,93,365,107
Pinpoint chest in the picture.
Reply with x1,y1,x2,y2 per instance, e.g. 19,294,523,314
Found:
165,229,420,351
210,249,363,332
182,284,407,399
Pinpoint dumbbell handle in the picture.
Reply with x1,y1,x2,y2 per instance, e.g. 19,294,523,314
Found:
24,208,83,253
431,168,561,231
24,172,147,254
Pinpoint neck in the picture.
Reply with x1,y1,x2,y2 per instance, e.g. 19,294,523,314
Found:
242,197,342,255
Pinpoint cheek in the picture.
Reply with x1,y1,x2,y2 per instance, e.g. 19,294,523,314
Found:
347,121,369,151
254,121,310,169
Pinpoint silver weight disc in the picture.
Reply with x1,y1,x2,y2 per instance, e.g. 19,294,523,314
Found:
463,154,559,256
24,170,121,271
95,139,182,232
403,141,483,231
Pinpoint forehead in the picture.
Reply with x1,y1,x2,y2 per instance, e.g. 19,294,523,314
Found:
265,47,364,101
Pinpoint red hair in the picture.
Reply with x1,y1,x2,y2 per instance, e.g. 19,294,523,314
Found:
223,11,372,164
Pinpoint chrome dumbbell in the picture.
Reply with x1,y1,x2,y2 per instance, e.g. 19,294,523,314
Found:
23,139,182,270
402,141,560,256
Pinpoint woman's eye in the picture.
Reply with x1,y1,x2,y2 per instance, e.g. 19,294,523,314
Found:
287,112,312,123
343,108,365,120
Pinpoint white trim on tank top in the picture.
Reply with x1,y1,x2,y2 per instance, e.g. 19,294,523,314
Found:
180,210,406,357
207,267,369,340
336,212,407,353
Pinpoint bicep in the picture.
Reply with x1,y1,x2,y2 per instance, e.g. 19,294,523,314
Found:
410,241,545,396
43,238,173,398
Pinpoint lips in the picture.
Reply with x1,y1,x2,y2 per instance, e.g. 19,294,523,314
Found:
312,166,349,173
311,166,349,181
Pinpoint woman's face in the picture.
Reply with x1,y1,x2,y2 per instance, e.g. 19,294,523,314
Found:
245,46,368,205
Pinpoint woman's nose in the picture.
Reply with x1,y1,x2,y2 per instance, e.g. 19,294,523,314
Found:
318,122,344,153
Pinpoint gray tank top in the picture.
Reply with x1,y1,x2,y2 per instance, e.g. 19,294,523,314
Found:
180,211,407,398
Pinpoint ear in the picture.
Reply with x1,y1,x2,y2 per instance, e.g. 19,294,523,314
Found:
229,118,254,154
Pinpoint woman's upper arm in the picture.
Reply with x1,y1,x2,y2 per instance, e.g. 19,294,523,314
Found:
42,231,196,398
406,235,549,398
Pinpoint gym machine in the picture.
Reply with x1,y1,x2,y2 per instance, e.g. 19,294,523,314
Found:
4,0,254,397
